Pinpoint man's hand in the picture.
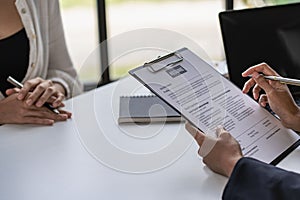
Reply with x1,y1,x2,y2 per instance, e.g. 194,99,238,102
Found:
185,123,243,177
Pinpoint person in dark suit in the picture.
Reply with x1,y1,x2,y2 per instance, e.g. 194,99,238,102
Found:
186,63,300,199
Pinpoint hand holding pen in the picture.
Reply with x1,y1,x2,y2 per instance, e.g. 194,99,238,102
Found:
0,76,71,125
242,63,300,131
247,75,300,87
7,76,60,114
7,76,67,110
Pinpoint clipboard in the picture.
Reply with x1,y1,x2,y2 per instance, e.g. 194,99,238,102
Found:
143,52,184,73
129,47,300,165
130,47,227,134
130,48,198,127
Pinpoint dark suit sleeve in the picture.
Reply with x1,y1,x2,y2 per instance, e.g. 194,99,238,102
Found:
222,157,300,200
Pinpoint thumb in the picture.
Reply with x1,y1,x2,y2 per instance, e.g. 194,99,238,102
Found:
252,72,273,93
216,125,226,137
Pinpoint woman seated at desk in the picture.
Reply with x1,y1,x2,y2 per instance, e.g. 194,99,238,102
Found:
0,0,83,125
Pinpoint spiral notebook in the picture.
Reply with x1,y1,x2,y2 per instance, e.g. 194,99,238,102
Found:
118,95,182,124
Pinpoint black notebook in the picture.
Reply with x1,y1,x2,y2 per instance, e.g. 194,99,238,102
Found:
118,95,182,124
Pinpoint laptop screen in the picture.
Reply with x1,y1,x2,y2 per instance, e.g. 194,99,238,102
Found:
219,3,300,96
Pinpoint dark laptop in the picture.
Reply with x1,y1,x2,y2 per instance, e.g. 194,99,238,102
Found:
219,3,300,104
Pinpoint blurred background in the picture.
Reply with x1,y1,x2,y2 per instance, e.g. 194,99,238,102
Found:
59,0,300,87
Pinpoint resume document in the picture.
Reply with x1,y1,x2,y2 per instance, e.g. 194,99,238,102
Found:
130,48,299,164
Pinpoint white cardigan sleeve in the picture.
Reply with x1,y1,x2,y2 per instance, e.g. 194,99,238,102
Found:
46,0,83,98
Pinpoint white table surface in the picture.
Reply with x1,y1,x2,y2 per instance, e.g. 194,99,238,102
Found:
0,76,299,200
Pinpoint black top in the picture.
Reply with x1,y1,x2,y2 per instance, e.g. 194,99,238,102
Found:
0,28,29,96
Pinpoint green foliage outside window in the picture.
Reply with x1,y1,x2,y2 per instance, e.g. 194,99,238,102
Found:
266,0,300,4
243,0,300,5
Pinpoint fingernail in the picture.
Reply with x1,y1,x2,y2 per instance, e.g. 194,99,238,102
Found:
36,101,43,107
252,72,260,79
217,125,224,130
26,99,32,105
254,95,258,100
242,85,246,93
54,102,60,107
189,127,198,137
190,130,197,138
18,94,23,100
185,123,198,137
216,125,224,137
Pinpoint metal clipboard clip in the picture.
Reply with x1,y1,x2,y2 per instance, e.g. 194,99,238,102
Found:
144,52,184,73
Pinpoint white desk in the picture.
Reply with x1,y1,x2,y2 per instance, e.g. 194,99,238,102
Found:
0,77,299,200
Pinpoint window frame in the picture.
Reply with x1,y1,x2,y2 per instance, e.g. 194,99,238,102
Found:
93,0,233,89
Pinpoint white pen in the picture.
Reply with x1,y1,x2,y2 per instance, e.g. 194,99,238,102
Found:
248,75,300,86
7,76,60,114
